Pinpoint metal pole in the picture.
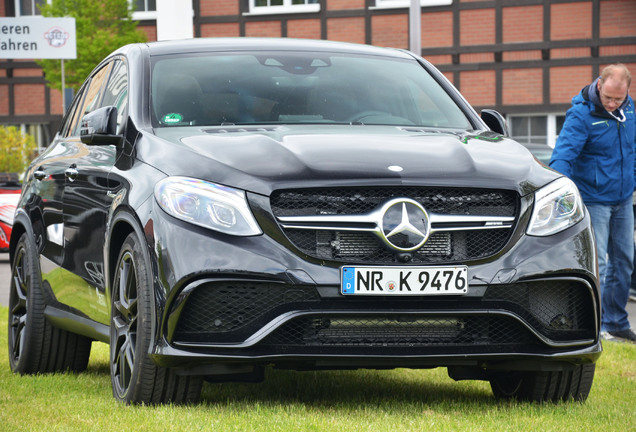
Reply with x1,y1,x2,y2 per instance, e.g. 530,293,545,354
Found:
61,59,66,112
409,0,421,56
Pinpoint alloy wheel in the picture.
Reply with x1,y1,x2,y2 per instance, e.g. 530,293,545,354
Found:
8,246,29,366
111,250,139,398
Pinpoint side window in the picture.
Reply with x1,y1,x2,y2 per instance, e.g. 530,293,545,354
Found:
69,63,113,136
101,60,129,134
59,91,85,138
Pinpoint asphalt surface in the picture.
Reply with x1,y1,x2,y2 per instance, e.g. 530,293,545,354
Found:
1,251,635,329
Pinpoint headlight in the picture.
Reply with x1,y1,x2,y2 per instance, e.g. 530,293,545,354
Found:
155,177,262,236
527,177,585,236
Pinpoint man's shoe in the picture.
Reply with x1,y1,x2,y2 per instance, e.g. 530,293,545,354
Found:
601,331,617,342
607,328,636,343
629,289,636,302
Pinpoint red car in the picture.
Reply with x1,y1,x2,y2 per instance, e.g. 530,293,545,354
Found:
0,173,21,251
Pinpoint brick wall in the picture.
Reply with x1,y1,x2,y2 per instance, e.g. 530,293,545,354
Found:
460,70,496,106
14,84,45,115
2,0,636,127
599,0,636,38
459,8,495,46
550,65,593,104
327,17,365,44
502,69,543,106
0,85,8,116
245,21,282,37
421,12,452,48
326,0,364,10
502,5,542,43
200,0,239,16
372,14,408,48
287,19,322,40
551,2,592,40
200,22,240,38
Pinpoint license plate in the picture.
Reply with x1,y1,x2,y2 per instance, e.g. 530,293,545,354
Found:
341,265,468,296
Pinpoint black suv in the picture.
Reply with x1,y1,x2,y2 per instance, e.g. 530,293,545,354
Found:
8,38,601,404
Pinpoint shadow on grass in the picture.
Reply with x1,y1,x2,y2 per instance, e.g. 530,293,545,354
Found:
84,355,494,407
200,367,495,408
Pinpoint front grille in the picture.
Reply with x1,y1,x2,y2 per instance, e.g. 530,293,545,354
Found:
269,187,518,264
172,279,596,351
270,187,517,217
285,229,510,263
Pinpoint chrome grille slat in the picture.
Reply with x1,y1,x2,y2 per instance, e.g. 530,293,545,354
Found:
270,187,518,264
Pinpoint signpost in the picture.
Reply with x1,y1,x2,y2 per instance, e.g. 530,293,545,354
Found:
0,17,77,110
409,0,421,56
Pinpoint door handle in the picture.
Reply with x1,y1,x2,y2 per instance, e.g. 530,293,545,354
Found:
65,167,79,181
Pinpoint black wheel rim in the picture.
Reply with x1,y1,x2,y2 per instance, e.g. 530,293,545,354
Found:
8,245,29,365
111,250,139,398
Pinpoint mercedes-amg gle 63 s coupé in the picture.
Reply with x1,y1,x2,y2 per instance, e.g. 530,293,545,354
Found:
8,38,600,404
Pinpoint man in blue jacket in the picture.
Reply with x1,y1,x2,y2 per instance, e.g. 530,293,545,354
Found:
550,63,636,343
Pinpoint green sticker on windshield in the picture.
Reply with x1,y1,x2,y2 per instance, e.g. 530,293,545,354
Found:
163,113,183,124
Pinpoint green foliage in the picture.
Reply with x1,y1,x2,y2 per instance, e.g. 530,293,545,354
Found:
36,0,147,92
0,126,37,173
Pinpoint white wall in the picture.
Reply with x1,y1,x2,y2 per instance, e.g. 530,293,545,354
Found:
156,0,194,41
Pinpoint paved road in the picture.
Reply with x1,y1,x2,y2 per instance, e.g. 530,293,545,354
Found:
1,251,635,329
1,252,9,307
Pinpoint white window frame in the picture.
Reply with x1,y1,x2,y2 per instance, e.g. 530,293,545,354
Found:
246,0,320,16
507,114,564,149
130,0,157,20
372,0,452,10
14,0,49,16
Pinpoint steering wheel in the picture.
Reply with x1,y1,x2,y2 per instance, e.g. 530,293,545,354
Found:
346,110,393,123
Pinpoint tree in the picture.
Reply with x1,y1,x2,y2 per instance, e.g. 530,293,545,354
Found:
0,126,37,174
36,0,147,92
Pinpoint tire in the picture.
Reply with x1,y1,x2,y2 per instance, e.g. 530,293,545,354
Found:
489,363,596,402
110,232,202,405
8,233,92,374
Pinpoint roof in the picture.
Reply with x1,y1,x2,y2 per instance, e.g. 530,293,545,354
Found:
136,37,416,59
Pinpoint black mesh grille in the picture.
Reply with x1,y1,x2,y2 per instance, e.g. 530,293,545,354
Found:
269,187,518,264
172,279,596,351
483,280,596,341
261,315,536,354
284,229,510,263
173,282,321,343
270,187,517,217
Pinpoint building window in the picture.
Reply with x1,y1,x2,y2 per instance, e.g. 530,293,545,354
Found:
131,0,157,20
15,0,46,16
247,0,320,16
508,114,565,148
373,0,452,9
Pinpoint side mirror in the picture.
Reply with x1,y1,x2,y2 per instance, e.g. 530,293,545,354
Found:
80,106,123,145
480,109,508,136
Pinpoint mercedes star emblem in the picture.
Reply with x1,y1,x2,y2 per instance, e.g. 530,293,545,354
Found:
380,198,431,251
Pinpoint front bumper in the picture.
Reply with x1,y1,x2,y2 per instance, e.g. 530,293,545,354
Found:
147,199,601,372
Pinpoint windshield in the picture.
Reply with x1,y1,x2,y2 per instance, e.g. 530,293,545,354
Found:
150,51,473,129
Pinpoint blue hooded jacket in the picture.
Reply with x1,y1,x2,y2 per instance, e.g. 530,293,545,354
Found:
549,78,636,205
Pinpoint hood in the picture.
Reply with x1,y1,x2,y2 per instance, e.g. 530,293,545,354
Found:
146,125,559,196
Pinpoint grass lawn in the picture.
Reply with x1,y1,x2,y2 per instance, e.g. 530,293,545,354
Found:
0,305,635,432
